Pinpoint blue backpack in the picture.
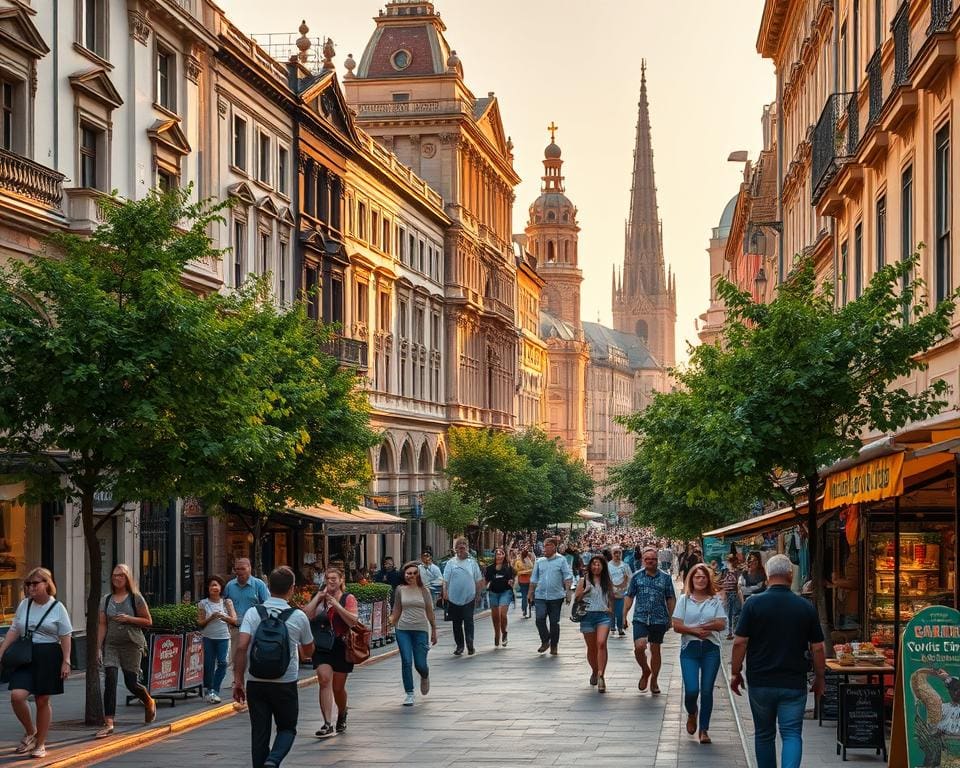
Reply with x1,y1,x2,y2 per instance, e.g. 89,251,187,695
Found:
249,606,296,679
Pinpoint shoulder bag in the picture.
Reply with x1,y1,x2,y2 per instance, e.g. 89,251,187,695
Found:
338,594,371,664
2,599,59,671
569,586,587,623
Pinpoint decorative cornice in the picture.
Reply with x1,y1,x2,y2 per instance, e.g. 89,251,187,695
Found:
185,55,201,84
128,10,151,46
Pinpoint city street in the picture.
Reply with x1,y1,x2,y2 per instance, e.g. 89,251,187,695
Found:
91,605,745,768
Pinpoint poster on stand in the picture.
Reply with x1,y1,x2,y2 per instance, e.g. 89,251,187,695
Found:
890,605,960,768
148,634,184,695
371,601,383,642
181,632,204,690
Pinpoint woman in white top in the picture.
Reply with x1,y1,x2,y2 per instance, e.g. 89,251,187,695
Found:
197,575,238,704
672,563,727,744
574,555,614,693
388,561,437,707
0,567,73,759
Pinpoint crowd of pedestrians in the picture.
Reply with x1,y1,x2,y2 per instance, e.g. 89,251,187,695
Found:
0,528,824,768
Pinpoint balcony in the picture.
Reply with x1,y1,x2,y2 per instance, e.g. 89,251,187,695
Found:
322,334,368,371
867,49,883,125
0,149,64,213
914,0,957,89
893,2,911,87
929,0,954,34
811,92,858,205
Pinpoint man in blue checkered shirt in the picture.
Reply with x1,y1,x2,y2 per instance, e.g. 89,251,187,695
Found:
624,546,676,694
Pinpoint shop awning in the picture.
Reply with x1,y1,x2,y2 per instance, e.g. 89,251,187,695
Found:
702,496,827,540
288,502,406,535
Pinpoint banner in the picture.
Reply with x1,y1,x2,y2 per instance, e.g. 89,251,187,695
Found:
371,601,384,642
824,453,904,509
148,634,184,695
180,632,204,690
890,605,960,767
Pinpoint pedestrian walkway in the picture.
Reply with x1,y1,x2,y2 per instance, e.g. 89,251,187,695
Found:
90,604,748,768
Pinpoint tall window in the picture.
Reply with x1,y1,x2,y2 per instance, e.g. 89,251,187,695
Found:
854,223,863,298
80,126,99,188
81,0,107,58
840,240,849,307
258,133,270,184
259,231,270,276
840,21,849,91
874,0,883,49
233,115,247,171
233,220,246,288
371,211,380,248
378,292,390,332
358,203,367,240
876,195,886,271
305,267,319,321
330,276,343,325
278,240,287,304
1,80,14,151
356,281,368,324
382,219,391,255
935,124,951,304
277,146,289,195
901,165,914,322
156,46,175,112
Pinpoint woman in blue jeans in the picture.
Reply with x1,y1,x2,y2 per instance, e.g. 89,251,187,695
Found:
197,575,238,704
672,563,727,744
388,562,438,706
485,548,515,647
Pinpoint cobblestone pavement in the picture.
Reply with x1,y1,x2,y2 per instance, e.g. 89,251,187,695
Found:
93,602,747,768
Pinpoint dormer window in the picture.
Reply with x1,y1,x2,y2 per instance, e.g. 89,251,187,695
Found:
391,49,412,71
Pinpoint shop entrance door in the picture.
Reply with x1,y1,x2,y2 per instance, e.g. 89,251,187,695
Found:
140,501,175,606
181,518,207,603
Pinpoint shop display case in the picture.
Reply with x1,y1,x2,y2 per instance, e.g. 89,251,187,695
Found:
865,522,956,648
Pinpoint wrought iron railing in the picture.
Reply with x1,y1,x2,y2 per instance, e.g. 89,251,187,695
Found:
0,148,64,210
929,0,953,33
322,334,368,369
811,92,858,204
867,48,883,124
893,2,911,85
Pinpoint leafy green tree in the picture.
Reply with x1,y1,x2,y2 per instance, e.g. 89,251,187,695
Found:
422,488,481,546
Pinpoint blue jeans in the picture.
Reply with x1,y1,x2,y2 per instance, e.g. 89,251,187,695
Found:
724,591,741,633
748,685,807,768
679,640,721,730
519,585,530,615
613,597,625,632
203,637,229,696
395,629,430,694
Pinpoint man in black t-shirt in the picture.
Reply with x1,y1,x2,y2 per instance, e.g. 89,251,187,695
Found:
730,554,825,768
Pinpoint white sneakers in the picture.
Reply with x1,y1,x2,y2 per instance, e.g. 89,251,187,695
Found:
403,692,415,706
206,692,221,704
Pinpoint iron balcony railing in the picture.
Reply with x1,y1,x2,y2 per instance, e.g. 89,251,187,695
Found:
929,0,953,33
867,49,883,124
321,334,368,370
811,92,859,204
893,2,911,86
0,148,64,210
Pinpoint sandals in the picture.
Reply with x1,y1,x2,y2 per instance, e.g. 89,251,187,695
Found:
95,725,115,739
15,734,37,754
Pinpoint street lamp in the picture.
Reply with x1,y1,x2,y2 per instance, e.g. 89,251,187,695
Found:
754,266,768,300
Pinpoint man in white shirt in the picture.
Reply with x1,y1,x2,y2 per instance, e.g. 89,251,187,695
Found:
607,547,633,638
233,566,314,768
418,550,443,602
442,537,484,656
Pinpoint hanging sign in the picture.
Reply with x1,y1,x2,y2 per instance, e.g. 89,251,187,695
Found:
824,453,904,509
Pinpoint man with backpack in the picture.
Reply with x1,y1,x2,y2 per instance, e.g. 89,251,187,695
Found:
233,566,314,768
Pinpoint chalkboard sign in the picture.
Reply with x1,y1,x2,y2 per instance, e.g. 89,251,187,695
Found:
820,673,840,722
840,683,884,750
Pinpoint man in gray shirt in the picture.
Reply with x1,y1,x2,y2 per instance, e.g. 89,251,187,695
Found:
527,537,573,655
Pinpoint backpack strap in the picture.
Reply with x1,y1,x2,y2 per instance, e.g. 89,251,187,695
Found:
255,605,268,622
277,607,296,623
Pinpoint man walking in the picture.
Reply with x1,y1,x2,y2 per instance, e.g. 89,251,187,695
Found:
232,566,313,768
730,554,825,768
226,558,270,618
442,537,483,656
417,550,443,603
528,537,573,655
607,547,632,638
623,547,675,693
657,541,674,575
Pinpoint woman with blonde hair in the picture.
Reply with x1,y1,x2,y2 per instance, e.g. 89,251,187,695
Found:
672,563,727,744
388,561,437,706
0,567,72,758
96,564,155,738
304,566,359,738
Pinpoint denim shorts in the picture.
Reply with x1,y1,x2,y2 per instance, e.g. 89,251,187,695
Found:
580,611,613,633
633,621,668,644
488,590,513,607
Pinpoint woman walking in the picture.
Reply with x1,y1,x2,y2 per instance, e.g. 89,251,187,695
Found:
0,567,72,758
96,564,155,738
388,562,437,706
574,555,614,693
672,563,727,744
513,549,535,618
720,554,741,639
197,575,237,703
305,567,359,738
485,548,514,647
739,551,767,604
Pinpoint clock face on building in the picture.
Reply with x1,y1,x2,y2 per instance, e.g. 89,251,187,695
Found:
391,50,411,70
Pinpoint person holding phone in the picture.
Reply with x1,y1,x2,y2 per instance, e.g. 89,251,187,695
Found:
197,575,238,704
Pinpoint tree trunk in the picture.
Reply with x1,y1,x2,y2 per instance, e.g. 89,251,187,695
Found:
81,488,105,726
806,472,833,654
253,516,263,577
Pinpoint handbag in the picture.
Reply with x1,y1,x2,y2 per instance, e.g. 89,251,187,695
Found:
569,597,587,623
334,594,370,664
310,614,336,652
2,599,59,671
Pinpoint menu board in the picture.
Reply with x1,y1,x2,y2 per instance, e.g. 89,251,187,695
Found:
820,673,840,721
840,684,884,749
180,632,204,690
148,634,184,695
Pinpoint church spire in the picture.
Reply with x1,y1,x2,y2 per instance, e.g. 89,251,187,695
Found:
624,60,665,297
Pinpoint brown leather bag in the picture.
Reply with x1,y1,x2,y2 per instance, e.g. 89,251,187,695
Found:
338,594,371,664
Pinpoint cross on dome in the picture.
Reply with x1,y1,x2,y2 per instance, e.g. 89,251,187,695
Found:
547,121,558,142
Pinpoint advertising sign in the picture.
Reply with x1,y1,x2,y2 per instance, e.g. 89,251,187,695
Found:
890,605,960,768
371,601,384,642
180,632,204,690
148,634,184,695
824,452,904,509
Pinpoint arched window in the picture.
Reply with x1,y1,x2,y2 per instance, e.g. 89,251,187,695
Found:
635,320,649,342
547,241,555,262
399,441,413,474
547,211,556,221
377,442,393,473
562,212,569,223
418,443,431,474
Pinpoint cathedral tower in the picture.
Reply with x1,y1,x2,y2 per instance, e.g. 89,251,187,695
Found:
525,123,582,334
612,62,676,368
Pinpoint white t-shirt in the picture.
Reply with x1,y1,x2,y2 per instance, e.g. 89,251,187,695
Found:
198,598,232,640
671,593,726,649
13,598,73,644
239,597,312,683
607,560,633,597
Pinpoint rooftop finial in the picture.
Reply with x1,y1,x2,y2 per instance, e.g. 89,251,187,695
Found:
547,120,558,143
322,37,336,70
296,20,311,64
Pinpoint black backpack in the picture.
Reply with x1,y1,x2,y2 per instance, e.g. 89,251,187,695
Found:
249,605,296,679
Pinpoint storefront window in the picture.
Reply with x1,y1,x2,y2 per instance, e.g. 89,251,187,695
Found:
0,484,41,627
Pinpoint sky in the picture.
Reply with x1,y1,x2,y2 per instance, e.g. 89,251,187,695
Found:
219,0,774,364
